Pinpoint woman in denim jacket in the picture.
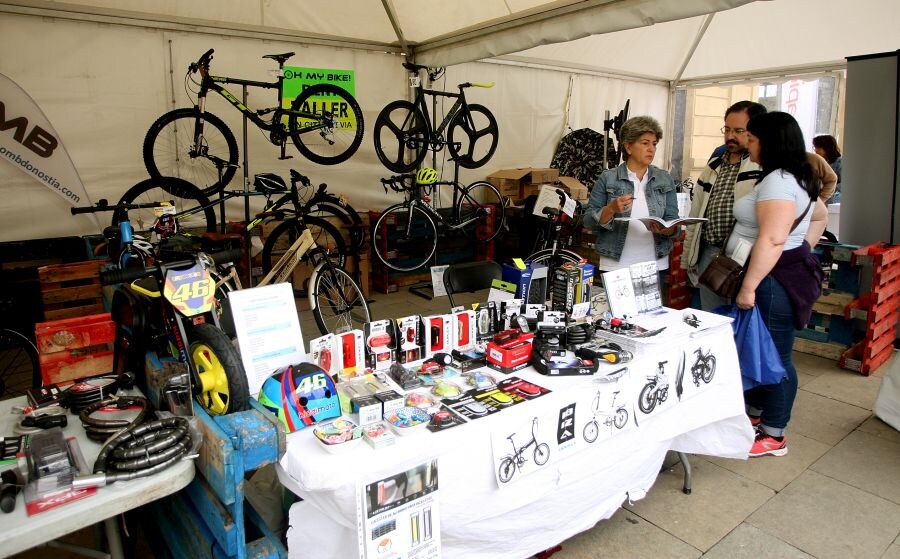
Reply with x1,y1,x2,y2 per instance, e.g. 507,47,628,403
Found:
583,116,680,273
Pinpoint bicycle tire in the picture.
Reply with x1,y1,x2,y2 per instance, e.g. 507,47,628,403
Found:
534,442,550,465
189,323,250,415
583,420,599,443
498,457,516,483
639,383,657,414
371,203,437,272
116,176,217,235
525,248,583,267
448,103,499,169
288,84,364,166
261,217,347,296
455,180,506,242
373,100,428,173
614,408,628,429
0,328,40,400
143,108,239,196
309,263,371,335
701,355,716,383
304,197,366,256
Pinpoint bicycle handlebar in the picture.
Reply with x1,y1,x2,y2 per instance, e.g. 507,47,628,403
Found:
99,248,243,286
190,49,215,74
381,174,417,193
71,199,175,215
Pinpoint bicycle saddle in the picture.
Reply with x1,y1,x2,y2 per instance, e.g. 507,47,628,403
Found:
263,52,294,64
402,62,430,73
253,173,288,194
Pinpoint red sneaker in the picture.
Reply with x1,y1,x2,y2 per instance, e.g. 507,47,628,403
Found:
748,415,761,427
749,432,788,457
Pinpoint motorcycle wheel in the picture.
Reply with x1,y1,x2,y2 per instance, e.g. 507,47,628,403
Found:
189,323,250,415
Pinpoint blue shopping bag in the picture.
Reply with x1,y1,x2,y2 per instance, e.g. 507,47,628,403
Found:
714,305,787,390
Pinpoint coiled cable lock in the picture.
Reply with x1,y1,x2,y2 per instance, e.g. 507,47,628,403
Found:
78,395,151,442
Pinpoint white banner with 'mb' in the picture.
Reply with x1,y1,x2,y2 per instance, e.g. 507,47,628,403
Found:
0,72,93,209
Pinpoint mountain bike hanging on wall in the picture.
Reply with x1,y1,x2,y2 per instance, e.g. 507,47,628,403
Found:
372,170,506,272
373,63,499,173
144,49,365,195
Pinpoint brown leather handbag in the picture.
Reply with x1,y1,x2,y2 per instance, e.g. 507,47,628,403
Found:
699,200,813,299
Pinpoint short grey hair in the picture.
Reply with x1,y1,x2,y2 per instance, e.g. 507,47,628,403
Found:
620,116,663,145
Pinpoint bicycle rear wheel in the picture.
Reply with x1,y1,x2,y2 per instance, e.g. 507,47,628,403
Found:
448,103,499,169
526,248,583,267
0,329,39,400
288,84,364,166
372,203,437,272
144,108,239,196
261,217,347,297
117,176,217,235
373,100,428,173
455,181,506,242
310,264,371,335
304,197,366,256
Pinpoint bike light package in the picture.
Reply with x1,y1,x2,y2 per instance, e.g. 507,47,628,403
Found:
365,320,396,371
486,330,535,374
337,380,382,426
552,266,581,313
474,303,497,341
499,299,523,330
309,334,341,380
337,330,365,380
422,314,453,357
395,315,423,363
452,310,476,351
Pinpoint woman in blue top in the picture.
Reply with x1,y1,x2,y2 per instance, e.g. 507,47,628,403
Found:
583,116,679,273
730,111,827,458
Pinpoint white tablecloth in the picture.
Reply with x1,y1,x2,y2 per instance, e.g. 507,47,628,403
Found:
278,309,754,559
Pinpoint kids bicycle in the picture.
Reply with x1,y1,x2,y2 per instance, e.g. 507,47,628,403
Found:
144,48,364,195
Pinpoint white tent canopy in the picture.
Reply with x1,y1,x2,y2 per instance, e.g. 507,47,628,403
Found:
1,0,897,241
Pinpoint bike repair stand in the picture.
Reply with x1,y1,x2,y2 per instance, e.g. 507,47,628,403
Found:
241,85,254,286
407,158,463,301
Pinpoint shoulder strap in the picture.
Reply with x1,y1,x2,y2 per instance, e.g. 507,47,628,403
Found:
719,198,813,256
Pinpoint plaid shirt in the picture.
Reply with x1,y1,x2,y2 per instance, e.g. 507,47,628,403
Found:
703,155,743,245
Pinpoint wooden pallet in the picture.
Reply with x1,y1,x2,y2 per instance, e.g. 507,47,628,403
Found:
38,260,107,320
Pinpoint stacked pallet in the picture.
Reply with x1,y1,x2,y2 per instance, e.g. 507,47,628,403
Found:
666,233,691,309
839,243,900,375
38,260,106,321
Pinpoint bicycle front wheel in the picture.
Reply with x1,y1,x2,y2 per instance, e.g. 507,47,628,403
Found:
0,329,40,399
144,108,239,196
289,84,364,166
117,176,217,235
310,264,371,335
448,103,499,169
373,100,428,173
526,248,583,268
455,181,506,242
372,204,437,272
189,323,250,416
304,197,366,256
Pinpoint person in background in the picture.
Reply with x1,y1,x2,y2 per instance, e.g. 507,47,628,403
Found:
683,101,767,310
583,116,679,277
813,134,842,203
729,111,826,458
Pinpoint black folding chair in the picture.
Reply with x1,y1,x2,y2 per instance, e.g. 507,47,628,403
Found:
442,261,502,309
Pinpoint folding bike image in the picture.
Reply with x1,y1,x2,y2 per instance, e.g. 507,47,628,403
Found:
583,389,629,442
497,417,550,483
638,360,671,414
690,347,716,387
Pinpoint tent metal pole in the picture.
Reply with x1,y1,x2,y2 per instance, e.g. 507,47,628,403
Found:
672,13,715,85
381,0,411,58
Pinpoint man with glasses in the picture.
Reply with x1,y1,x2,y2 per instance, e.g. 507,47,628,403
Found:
683,100,767,310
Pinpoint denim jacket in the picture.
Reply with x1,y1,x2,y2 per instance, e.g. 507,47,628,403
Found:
583,163,679,261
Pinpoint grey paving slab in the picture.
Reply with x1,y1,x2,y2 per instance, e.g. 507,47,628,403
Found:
702,523,814,559
791,351,837,376
789,389,872,445
810,429,900,505
801,368,883,410
797,370,817,388
882,544,900,559
747,470,900,559
706,431,831,491
857,416,900,445
624,457,774,552
555,508,701,559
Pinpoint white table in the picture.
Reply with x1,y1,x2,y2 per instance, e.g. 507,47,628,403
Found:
277,308,754,559
0,393,195,558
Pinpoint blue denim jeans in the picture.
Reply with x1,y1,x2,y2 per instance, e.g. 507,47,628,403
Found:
744,275,798,437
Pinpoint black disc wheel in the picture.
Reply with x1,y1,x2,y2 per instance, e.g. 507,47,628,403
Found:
373,100,428,173
309,265,371,335
288,84,364,165
143,108,239,196
0,329,39,400
447,104,499,169
371,203,437,272
189,323,249,415
117,176,217,235
455,180,506,242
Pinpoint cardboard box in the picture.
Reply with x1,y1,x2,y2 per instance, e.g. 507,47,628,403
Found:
487,168,560,200
557,176,589,201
